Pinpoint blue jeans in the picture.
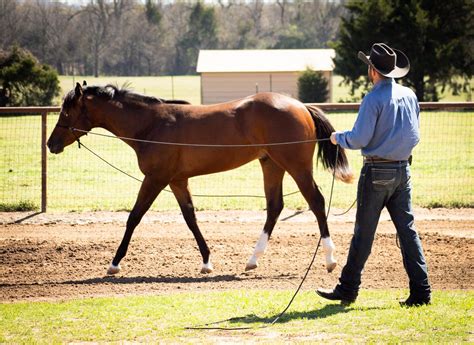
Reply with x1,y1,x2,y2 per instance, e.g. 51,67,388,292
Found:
336,161,431,299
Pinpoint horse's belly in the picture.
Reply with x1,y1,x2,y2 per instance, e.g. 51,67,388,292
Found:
176,148,261,178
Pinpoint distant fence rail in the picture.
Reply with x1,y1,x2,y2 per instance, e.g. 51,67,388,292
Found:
1,102,473,212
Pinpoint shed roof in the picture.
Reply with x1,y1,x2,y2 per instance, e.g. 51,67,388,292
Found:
196,49,335,73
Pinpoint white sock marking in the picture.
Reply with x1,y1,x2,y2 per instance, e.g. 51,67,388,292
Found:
322,237,337,266
248,231,269,267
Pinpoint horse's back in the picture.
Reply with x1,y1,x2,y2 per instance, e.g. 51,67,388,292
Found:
234,92,315,143
237,92,306,112
158,93,316,178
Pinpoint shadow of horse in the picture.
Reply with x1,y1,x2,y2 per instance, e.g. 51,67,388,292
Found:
0,274,246,288
1,272,301,288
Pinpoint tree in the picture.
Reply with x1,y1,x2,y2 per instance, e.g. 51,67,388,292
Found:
0,0,27,49
298,68,329,103
175,2,218,74
20,1,77,75
333,0,474,101
81,0,134,77
0,1,347,77
0,46,60,106
272,25,307,49
145,0,162,26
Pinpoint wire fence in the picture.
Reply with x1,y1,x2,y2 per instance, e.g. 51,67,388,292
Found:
0,106,473,212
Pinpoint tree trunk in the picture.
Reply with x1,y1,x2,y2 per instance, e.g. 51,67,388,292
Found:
94,44,99,78
414,74,425,102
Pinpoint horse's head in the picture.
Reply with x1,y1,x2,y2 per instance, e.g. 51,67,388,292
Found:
47,81,92,154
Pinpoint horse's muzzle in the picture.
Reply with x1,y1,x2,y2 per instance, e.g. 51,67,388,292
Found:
47,138,64,154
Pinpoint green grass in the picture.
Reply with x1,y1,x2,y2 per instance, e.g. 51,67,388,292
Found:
0,290,472,343
0,200,37,212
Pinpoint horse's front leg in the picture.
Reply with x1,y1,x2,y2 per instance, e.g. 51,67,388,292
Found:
169,179,212,274
107,175,166,275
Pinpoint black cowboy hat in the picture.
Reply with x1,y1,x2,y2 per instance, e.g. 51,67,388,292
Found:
358,43,410,78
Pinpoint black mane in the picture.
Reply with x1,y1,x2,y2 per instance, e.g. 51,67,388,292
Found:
80,84,190,106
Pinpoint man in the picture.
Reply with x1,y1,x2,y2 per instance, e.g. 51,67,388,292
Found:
316,43,431,307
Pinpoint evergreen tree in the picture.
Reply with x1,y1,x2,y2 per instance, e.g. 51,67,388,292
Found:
298,69,329,103
0,46,60,106
145,0,162,26
333,0,473,101
176,2,218,74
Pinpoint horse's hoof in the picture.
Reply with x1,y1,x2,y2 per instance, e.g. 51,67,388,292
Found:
326,262,337,273
201,262,213,274
107,263,121,275
245,263,258,271
201,267,213,274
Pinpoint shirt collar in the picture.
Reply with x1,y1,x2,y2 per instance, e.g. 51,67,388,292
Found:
372,78,394,91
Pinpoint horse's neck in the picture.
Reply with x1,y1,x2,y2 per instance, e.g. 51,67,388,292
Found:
94,104,155,150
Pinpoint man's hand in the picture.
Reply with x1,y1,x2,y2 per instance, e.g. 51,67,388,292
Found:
330,132,338,145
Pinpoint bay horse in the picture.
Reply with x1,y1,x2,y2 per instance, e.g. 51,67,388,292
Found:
47,82,353,276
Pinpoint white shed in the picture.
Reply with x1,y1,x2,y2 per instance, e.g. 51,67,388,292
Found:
196,49,335,104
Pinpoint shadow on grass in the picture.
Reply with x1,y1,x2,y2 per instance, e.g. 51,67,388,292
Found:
229,305,354,324
187,304,388,330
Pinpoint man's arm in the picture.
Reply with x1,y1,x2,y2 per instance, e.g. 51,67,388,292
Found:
330,96,378,148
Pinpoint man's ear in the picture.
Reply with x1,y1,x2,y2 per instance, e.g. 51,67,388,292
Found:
75,82,83,97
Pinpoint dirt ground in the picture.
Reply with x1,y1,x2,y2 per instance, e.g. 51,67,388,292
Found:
1,208,473,302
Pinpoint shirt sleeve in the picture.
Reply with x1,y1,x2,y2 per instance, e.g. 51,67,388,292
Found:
335,95,379,150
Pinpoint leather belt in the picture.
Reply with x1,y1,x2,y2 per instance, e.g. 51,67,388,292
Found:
363,156,408,164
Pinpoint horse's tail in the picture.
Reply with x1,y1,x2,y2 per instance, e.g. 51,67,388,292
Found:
306,105,354,183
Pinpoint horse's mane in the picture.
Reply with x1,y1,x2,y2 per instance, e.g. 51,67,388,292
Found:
81,84,190,106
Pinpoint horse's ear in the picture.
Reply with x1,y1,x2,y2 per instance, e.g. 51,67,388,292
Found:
75,82,83,97
82,80,87,86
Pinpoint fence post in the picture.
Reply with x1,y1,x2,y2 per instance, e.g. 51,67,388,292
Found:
41,111,47,212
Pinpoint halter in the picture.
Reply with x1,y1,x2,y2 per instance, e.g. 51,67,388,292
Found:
55,101,91,148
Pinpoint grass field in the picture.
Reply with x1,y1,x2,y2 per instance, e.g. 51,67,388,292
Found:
0,75,473,211
0,290,472,343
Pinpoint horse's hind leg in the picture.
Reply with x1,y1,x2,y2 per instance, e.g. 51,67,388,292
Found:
169,179,212,274
246,157,285,271
290,170,337,273
108,175,166,275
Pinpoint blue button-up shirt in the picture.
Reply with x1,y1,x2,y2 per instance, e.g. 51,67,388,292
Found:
335,78,420,161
